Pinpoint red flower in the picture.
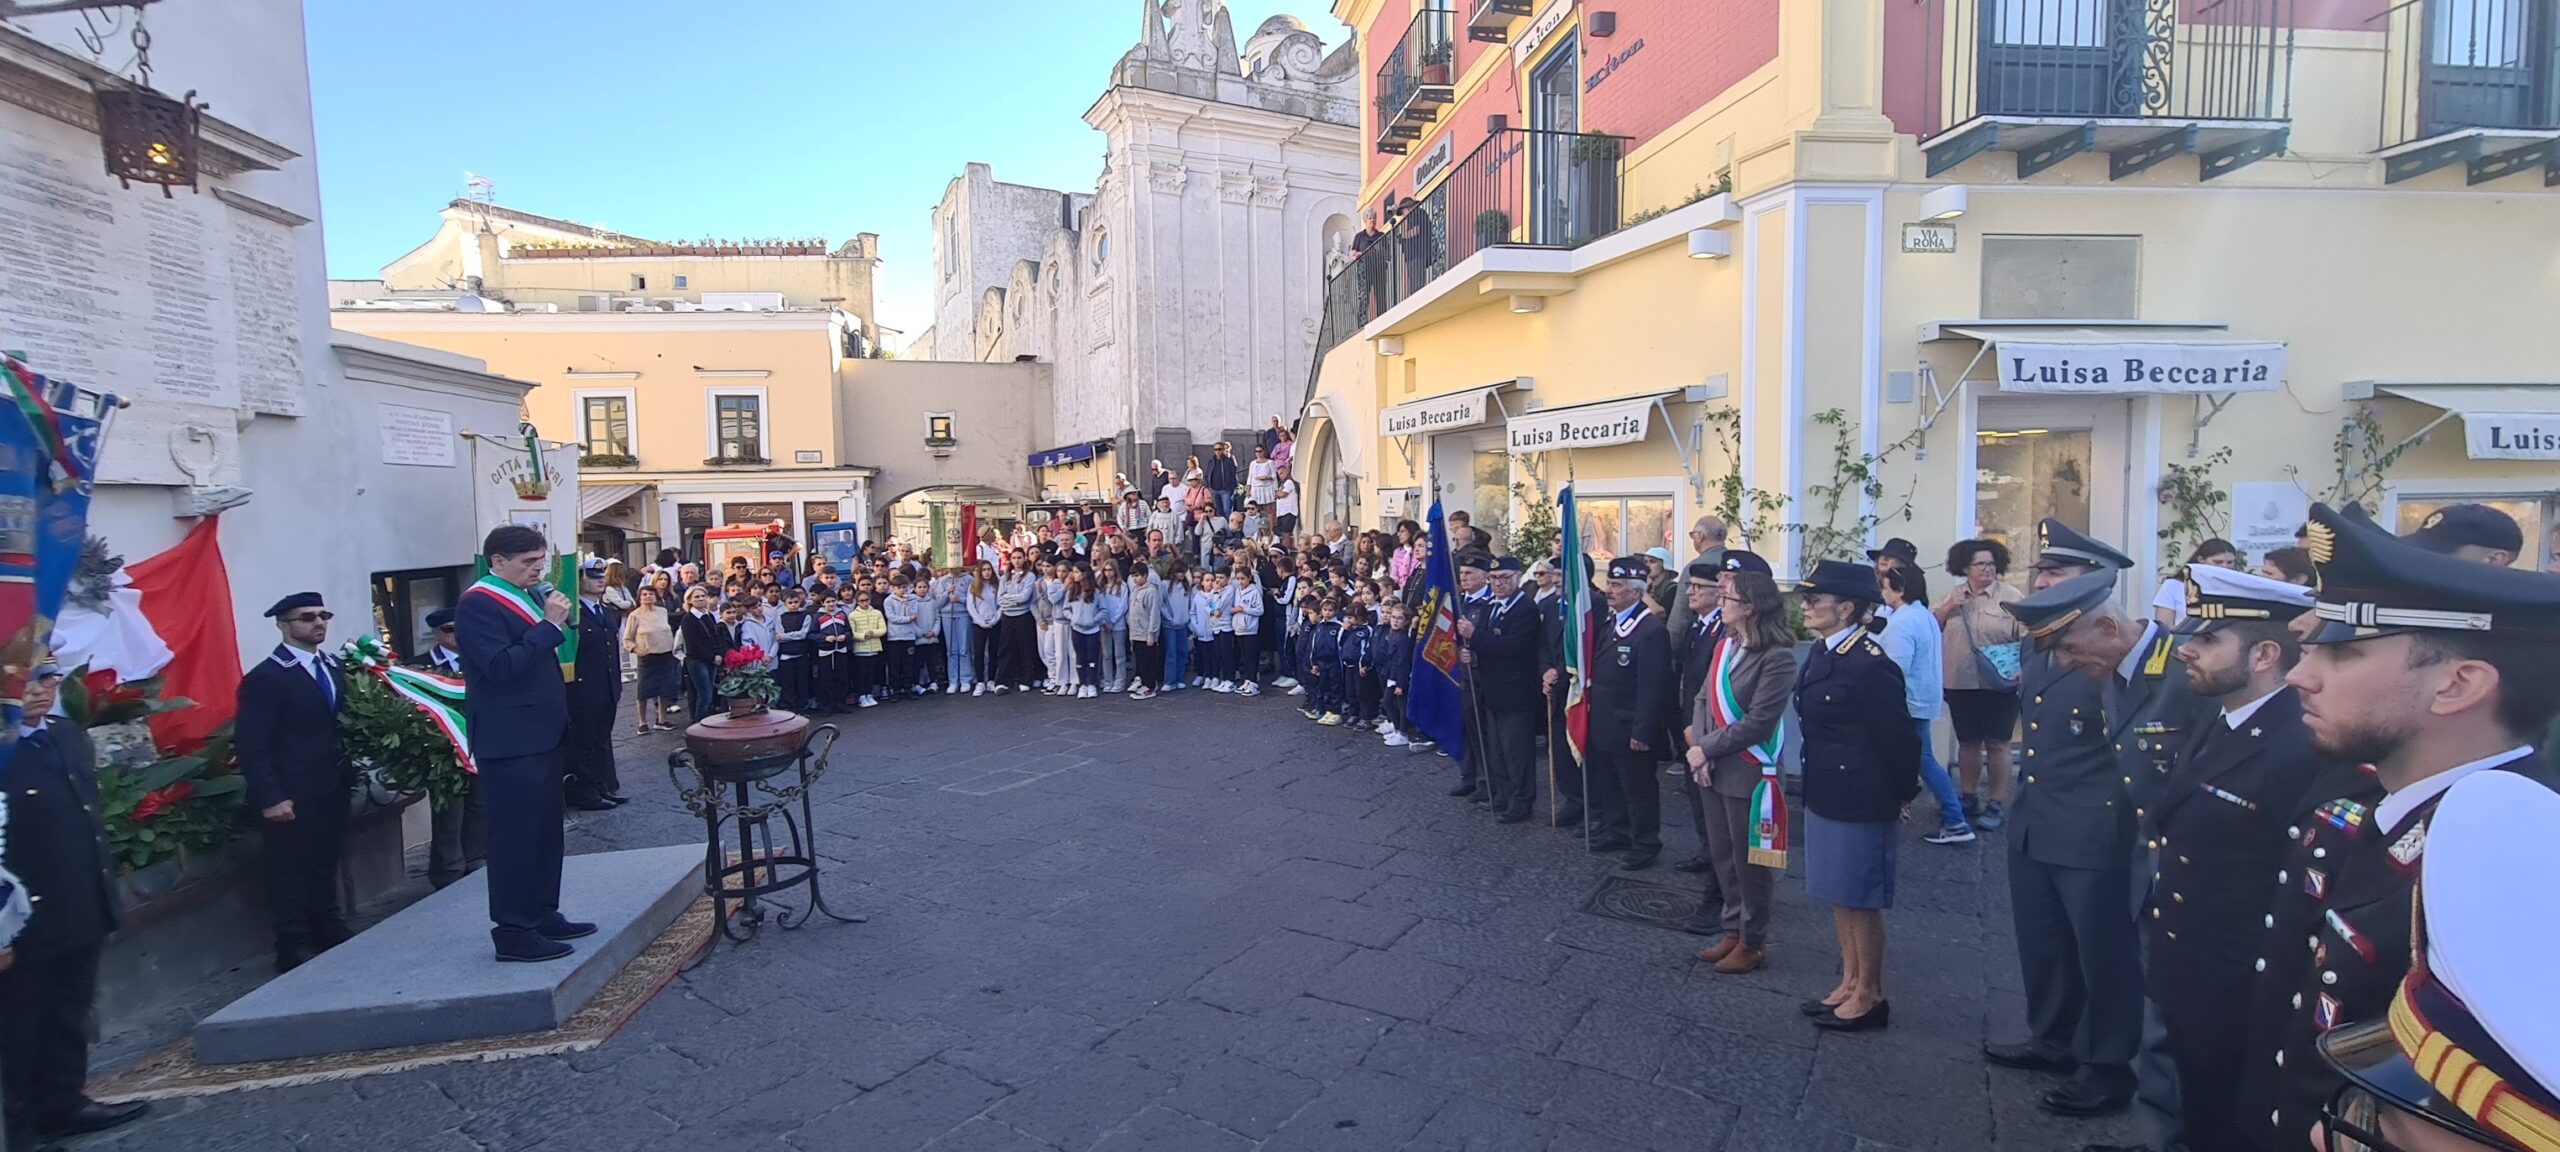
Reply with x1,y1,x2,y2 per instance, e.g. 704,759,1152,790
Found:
82,668,118,704
131,780,193,822
721,645,766,670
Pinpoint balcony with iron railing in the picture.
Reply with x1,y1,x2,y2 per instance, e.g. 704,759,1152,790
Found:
1374,6,1458,154
1313,128,1629,365
1466,0,1536,43
1911,0,2298,180
2373,0,2560,182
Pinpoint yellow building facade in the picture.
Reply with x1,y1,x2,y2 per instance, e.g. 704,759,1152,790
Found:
1306,0,2560,595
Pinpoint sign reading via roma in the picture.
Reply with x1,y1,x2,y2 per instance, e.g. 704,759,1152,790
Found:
1507,395,1657,451
1999,340,2285,395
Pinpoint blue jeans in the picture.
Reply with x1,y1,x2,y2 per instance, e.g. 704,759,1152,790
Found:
1914,716,1971,832
1162,626,1191,689
685,659,716,717
943,616,973,686
1102,627,1129,691
1213,489,1236,518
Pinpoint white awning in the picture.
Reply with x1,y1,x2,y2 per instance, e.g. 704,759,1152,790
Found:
1506,391,1679,452
1928,321,2284,396
2360,382,2560,460
1379,381,1520,438
579,482,651,520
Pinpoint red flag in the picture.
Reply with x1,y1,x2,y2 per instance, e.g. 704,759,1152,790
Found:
959,504,978,569
125,516,241,752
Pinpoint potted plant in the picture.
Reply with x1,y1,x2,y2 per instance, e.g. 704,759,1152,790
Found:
716,645,777,717
1420,43,1452,85
1474,208,1511,248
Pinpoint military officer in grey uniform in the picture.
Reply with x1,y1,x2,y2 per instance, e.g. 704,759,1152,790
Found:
1984,522,2149,1117
2144,566,2332,1152
2234,502,2560,1152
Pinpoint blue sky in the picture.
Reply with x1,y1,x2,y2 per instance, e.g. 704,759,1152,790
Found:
307,0,1344,342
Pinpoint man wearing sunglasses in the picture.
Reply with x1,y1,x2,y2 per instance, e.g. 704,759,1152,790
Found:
236,592,357,973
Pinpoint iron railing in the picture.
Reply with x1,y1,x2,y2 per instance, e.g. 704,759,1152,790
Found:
2375,0,2560,149
1374,6,1457,152
1913,0,2298,139
1313,128,1628,358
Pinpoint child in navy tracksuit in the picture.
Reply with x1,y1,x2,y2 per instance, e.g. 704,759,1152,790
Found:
1375,600,1416,748
1339,603,1377,730
1303,598,1342,722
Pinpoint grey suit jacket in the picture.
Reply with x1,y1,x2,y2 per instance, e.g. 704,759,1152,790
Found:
1685,640,1796,798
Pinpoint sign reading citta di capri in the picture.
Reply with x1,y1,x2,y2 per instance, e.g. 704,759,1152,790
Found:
1998,340,2285,395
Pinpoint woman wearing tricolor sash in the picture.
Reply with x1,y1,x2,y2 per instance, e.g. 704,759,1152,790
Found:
1682,565,1795,976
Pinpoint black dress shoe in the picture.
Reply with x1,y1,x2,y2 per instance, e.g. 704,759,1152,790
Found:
1445,781,1480,797
496,937,575,963
1552,806,1584,826
1671,856,1713,874
2038,1081,2132,1117
1496,809,1532,824
1586,837,1631,853
1617,852,1659,872
568,796,618,813
540,918,599,941
312,920,354,950
275,943,314,974
1810,1000,1890,1032
1982,1041,2078,1074
601,792,630,806
40,1099,149,1138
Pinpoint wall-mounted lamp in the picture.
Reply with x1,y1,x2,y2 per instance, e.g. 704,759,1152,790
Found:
1920,184,1968,222
1377,336,1405,355
1509,296,1544,314
1687,228,1730,259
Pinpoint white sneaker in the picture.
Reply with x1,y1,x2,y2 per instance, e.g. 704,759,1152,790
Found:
1213,680,1232,693
1287,684,1306,696
856,696,877,709
1384,731,1409,747
1134,688,1156,700
1239,683,1260,697
973,683,987,697
1192,676,1206,688
1081,685,1097,699
1274,676,1298,689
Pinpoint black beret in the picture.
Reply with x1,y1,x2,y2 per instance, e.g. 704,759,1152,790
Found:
1459,553,1493,572
1491,556,1524,574
1683,559,1719,580
425,607,456,629
1722,550,1772,576
265,591,324,618
1606,557,1648,581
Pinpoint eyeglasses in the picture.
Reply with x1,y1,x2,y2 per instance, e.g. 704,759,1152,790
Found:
433,624,456,634
288,612,335,624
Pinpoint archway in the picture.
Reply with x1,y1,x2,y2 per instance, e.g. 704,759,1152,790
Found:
1297,410,1351,533
878,484,1037,568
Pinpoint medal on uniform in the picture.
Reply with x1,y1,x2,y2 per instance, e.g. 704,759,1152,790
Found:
1615,645,1632,668
2325,909,2375,963
2314,993,2342,1032
2068,718,2084,737
2387,821,2427,868
2303,868,2327,899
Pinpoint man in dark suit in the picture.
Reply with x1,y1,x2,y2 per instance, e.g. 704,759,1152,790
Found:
563,558,626,813
2145,566,2327,1152
235,592,356,971
1,661,148,1150
457,526,592,963
1446,554,1494,803
1469,557,1544,825
1586,556,1674,870
408,608,483,891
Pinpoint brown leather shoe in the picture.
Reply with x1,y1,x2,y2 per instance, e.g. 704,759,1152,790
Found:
1714,944,1766,974
1696,937,1740,964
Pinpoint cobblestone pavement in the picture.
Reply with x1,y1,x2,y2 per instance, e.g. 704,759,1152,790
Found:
103,686,2143,1152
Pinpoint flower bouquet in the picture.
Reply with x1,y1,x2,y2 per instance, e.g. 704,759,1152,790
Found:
62,668,244,873
717,645,777,716
335,635,474,808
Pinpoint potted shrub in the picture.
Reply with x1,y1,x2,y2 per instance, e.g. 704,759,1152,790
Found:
1474,208,1511,248
716,645,777,717
1420,43,1452,85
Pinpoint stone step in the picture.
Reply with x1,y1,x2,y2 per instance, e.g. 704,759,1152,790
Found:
193,844,705,1065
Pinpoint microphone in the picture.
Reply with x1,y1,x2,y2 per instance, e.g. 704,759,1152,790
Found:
534,582,557,601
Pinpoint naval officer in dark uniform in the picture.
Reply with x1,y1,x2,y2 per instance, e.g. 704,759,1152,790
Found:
2234,502,2560,1152
1470,557,1545,824
235,591,356,972
1985,522,2156,1123
1586,556,1674,869
0,660,148,1152
562,557,627,812
408,608,484,891
457,525,594,963
2144,566,2331,1152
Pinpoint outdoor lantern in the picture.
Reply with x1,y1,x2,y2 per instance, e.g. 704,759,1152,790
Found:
94,84,203,197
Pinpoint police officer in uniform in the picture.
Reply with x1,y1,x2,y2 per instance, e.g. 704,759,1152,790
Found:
1469,557,1545,824
2144,566,2332,1152
1446,553,1496,804
2235,502,2560,1152
408,608,485,891
563,557,626,813
1586,556,1674,869
236,592,357,972
0,660,149,1151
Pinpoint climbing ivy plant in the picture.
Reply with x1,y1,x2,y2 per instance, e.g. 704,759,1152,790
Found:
2157,446,2234,567
1702,408,1789,548
2326,403,2420,513
1783,408,1922,565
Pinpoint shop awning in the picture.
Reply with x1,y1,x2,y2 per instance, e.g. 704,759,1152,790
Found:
1029,441,1100,468
1925,321,2284,396
1379,380,1522,438
1506,391,1679,452
2354,382,2560,460
578,482,651,520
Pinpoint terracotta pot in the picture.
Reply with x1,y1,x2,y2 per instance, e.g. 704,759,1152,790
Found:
686,707,811,783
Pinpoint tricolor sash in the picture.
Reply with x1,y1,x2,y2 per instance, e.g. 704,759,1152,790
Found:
465,574,543,625
1708,635,1791,869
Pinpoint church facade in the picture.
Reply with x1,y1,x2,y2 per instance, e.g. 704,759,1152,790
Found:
920,1,1361,495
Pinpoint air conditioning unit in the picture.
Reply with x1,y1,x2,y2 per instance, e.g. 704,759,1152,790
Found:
576,294,612,312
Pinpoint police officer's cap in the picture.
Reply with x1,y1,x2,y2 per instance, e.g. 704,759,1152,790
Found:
1460,553,1494,573
579,556,609,575
2302,500,2560,644
1722,550,1771,576
2403,501,2524,557
1490,556,1524,575
265,591,325,618
1606,556,1648,581
2318,771,2560,1150
2174,564,2312,636
2005,568,2120,647
2032,518,2134,572
425,607,456,630
1796,560,1882,604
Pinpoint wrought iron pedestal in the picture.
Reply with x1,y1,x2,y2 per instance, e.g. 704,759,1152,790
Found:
668,711,862,949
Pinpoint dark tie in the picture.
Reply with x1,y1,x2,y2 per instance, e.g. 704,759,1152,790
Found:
315,663,336,708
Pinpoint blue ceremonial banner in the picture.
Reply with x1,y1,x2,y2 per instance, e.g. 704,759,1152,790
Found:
1405,499,1467,763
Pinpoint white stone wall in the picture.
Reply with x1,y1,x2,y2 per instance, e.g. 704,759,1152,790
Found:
926,163,1082,364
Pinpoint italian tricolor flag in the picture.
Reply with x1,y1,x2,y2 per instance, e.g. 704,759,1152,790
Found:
1557,486,1589,762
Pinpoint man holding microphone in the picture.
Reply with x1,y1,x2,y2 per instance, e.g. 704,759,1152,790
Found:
456,525,593,963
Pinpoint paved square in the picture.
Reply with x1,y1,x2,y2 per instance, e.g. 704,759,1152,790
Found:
108,689,2142,1151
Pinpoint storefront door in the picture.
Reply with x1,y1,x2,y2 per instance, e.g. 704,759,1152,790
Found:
1972,396,2131,595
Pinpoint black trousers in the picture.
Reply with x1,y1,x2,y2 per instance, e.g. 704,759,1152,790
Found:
815,652,848,709
2158,954,2251,1152
1229,632,1258,683
261,789,349,946
482,750,566,953
1455,689,1483,789
1132,639,1160,689
995,614,1039,686
428,773,486,890
1548,689,1583,813
884,639,914,692
2008,847,2145,1091
563,694,620,803
778,656,813,710
1485,708,1538,817
0,942,99,1150
914,641,944,688
1587,738,1662,852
